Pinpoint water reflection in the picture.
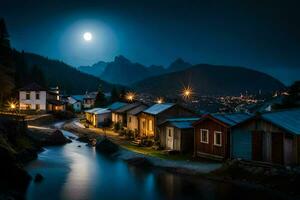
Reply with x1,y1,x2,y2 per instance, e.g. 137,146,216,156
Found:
25,130,287,200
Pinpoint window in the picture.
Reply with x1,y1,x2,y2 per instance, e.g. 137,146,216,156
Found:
142,119,146,129
36,104,40,110
149,120,153,131
26,92,30,100
36,92,40,100
214,131,222,146
200,129,209,144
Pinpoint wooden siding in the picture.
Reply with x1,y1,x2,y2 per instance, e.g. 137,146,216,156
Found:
194,119,229,159
272,132,284,164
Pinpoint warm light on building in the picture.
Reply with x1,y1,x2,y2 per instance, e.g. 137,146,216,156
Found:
155,97,164,104
181,86,193,100
126,92,136,102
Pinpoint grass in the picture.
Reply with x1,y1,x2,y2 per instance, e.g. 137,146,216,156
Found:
121,142,192,161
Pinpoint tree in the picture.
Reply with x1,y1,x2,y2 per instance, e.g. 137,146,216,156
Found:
119,87,126,101
30,64,47,87
110,86,120,102
0,18,14,106
94,84,107,107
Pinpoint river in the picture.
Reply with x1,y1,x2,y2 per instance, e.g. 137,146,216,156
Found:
25,129,286,200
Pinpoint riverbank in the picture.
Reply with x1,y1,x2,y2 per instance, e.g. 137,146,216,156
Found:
63,119,300,199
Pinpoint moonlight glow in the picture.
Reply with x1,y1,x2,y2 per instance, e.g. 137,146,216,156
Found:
83,32,92,41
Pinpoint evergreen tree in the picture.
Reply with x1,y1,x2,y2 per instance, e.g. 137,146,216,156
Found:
0,18,14,106
94,84,107,107
31,64,47,87
110,86,120,102
119,87,126,101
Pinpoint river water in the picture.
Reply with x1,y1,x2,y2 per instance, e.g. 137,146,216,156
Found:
25,130,286,200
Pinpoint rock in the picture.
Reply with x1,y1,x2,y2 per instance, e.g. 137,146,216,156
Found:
34,173,44,183
125,157,153,168
95,138,119,154
45,129,72,145
77,135,90,143
78,145,81,148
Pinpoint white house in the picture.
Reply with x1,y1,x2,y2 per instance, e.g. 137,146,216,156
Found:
19,83,66,112
67,96,83,112
83,92,97,109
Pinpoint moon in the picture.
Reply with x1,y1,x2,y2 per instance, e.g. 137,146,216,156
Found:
83,32,92,41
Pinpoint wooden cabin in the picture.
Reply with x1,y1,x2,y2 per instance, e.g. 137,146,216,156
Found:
158,118,200,153
231,109,300,166
137,103,196,138
127,104,148,132
108,102,128,124
111,102,144,127
193,113,252,160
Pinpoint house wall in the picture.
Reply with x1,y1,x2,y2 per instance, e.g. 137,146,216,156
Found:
93,112,111,127
72,102,82,112
112,112,124,124
194,119,229,160
139,105,196,138
19,91,47,110
181,129,194,153
138,113,155,137
231,120,255,160
127,114,139,131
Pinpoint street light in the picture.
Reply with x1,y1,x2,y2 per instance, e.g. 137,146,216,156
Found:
155,97,164,104
181,86,193,100
125,92,136,102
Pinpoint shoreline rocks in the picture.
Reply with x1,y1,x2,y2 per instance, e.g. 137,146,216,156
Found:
95,138,119,154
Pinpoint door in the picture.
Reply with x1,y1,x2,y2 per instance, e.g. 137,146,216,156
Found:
263,132,272,162
284,136,294,165
232,130,252,160
166,127,174,149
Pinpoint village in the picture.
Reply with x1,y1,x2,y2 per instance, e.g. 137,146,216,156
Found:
9,82,299,168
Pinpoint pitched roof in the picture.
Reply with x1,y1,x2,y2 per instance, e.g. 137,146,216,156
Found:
19,83,47,91
107,102,128,111
143,103,175,115
211,113,253,127
72,95,84,102
114,102,143,114
85,108,101,113
93,108,111,115
127,104,148,116
160,117,200,129
261,108,300,135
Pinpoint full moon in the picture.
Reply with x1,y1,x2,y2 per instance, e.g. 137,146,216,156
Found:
83,32,92,41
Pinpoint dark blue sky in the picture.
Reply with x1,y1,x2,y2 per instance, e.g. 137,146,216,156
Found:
1,0,299,85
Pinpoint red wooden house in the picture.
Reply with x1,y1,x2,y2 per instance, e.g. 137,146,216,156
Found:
193,113,252,160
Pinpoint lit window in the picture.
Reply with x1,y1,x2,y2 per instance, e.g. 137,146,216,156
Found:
26,92,30,100
200,129,209,144
214,131,222,146
149,120,153,131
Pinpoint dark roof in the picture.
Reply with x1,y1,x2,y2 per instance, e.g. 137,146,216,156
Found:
194,112,253,127
127,104,149,116
114,102,143,114
47,99,66,106
107,102,128,111
143,103,175,115
261,108,300,135
159,117,200,129
19,83,47,91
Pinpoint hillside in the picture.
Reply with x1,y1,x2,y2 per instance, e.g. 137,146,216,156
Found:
23,53,115,94
132,64,285,96
78,61,107,77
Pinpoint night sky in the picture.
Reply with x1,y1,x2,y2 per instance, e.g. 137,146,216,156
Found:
1,0,299,85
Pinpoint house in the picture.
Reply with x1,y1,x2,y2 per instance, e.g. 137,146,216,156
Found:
193,113,252,160
19,83,66,112
111,102,144,127
158,117,200,153
67,96,83,112
231,109,300,166
137,103,196,138
85,108,111,127
127,104,149,132
108,102,128,124
83,92,97,109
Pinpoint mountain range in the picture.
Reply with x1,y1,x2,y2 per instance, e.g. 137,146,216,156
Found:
132,64,285,96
